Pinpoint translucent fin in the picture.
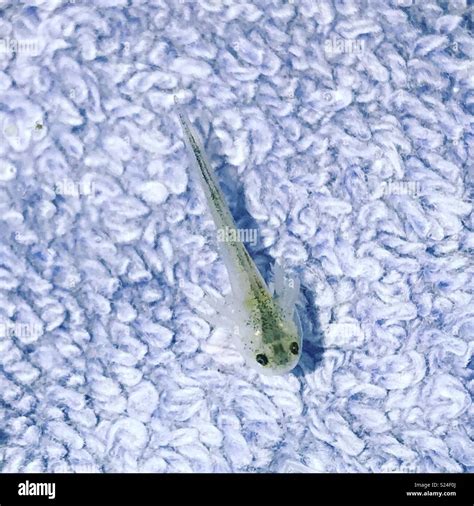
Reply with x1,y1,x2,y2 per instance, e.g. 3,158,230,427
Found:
199,289,242,328
272,261,300,317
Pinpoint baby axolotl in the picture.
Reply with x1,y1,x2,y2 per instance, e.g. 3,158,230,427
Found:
175,98,302,375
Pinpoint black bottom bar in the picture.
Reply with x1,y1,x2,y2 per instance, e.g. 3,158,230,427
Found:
0,473,472,506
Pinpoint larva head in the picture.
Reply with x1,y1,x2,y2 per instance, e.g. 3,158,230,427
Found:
242,291,302,376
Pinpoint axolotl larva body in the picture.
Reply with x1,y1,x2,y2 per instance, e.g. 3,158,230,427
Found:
176,100,302,375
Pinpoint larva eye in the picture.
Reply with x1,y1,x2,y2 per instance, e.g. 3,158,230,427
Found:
256,353,268,366
290,342,299,355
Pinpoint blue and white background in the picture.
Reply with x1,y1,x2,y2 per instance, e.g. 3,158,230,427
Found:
0,0,472,473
